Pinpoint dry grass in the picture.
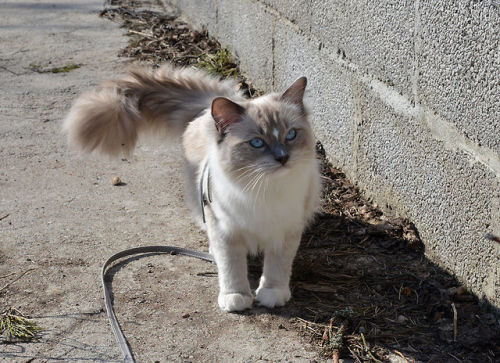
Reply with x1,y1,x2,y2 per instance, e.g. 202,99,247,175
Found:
100,0,259,97
29,63,81,74
0,308,43,343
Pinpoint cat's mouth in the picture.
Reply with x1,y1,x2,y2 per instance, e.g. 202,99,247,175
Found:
263,159,296,177
232,163,281,185
231,155,305,184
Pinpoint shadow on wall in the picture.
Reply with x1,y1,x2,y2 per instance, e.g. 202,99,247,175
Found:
247,144,500,362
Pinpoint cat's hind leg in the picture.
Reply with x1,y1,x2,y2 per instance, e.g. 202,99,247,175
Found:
256,232,301,308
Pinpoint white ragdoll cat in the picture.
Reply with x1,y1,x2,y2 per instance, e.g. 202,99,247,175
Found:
63,65,321,312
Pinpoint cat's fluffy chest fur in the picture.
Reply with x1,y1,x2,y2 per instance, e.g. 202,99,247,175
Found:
207,150,319,254
63,64,321,312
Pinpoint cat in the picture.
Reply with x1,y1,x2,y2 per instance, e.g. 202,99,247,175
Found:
63,64,321,312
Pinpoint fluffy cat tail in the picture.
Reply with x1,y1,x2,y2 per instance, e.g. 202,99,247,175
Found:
63,64,241,156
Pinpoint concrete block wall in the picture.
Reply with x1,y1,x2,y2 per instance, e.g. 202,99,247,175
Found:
165,0,500,308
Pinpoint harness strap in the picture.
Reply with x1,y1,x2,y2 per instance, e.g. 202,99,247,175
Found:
102,246,215,362
199,160,212,223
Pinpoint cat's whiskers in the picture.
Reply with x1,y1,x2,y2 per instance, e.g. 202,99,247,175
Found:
236,168,262,187
235,165,260,179
250,171,267,215
255,171,267,201
242,169,263,193
233,163,259,173
248,167,269,197
249,171,266,193
236,162,274,191
254,166,275,209
233,163,262,183
259,165,275,200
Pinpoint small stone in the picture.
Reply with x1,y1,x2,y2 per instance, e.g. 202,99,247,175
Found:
182,313,190,318
397,315,407,323
111,176,121,185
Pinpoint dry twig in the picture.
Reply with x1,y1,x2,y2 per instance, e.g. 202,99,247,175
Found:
451,302,458,342
0,268,37,293
394,349,409,363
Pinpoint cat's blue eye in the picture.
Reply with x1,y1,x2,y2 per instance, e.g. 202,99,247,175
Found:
250,137,265,148
285,128,297,141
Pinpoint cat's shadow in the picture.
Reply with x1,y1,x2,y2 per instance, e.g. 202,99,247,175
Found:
245,208,499,362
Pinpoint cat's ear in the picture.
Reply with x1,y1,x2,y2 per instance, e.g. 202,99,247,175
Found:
211,97,245,134
281,76,307,106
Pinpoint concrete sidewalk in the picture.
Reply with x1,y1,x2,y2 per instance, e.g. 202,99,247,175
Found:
0,1,322,361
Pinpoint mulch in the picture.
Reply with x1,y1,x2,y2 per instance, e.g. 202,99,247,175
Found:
288,148,499,362
100,1,499,362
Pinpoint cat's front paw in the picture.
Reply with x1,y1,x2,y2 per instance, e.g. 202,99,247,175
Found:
218,292,253,312
255,286,291,308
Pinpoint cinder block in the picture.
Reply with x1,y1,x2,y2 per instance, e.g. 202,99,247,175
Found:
216,0,274,91
273,22,358,170
311,1,415,99
260,0,311,32
418,2,500,154
355,82,499,305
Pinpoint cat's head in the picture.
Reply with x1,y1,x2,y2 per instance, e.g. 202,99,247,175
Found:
211,77,315,185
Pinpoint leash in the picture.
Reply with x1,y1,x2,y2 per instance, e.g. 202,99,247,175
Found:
102,161,215,362
102,246,215,362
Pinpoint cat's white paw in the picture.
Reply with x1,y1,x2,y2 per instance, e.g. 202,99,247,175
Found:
218,292,253,312
255,286,291,308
